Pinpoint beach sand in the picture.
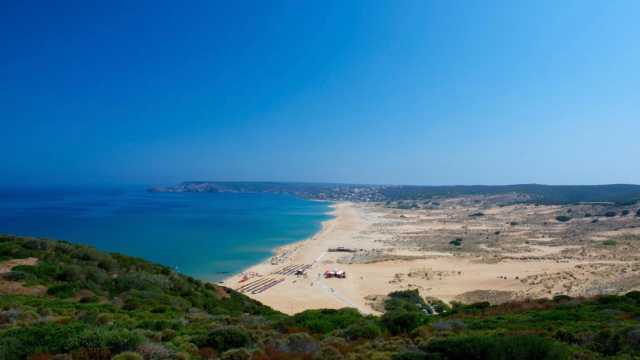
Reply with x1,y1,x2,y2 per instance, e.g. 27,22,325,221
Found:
222,201,640,314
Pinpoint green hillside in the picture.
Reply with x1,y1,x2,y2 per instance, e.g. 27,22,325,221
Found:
2,235,640,359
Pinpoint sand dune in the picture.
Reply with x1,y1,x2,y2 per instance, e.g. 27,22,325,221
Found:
222,201,640,314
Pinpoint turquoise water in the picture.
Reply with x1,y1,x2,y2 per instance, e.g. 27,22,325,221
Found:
0,187,332,281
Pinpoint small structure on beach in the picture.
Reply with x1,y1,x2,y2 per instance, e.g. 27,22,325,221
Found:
324,269,346,279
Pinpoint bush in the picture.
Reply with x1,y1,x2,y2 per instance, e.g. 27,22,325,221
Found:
343,320,382,340
136,342,174,360
605,211,617,217
589,329,625,355
67,328,144,354
626,291,640,301
392,351,428,360
621,210,630,216
382,309,422,335
464,301,491,312
283,333,320,354
603,240,617,246
206,326,251,352
2,270,28,281
637,209,640,217
112,352,143,360
288,308,364,333
552,295,572,303
115,272,170,292
449,239,462,247
387,289,425,306
220,348,252,360
431,319,466,332
1,323,85,356
0,337,22,360
555,216,572,222
312,346,343,360
22,238,49,251
423,335,570,360
46,284,78,298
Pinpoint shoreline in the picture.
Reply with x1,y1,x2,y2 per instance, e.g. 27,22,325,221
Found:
220,202,365,314
220,201,339,283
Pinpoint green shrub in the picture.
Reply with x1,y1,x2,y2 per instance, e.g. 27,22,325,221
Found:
12,263,52,278
382,309,422,335
427,298,451,314
0,323,86,356
343,320,382,340
392,351,428,360
589,329,625,356
423,335,570,360
112,351,143,360
2,270,29,282
603,240,617,246
0,337,23,360
555,216,572,222
67,328,144,354
56,264,86,283
136,342,174,359
312,346,343,360
605,211,617,217
552,294,572,303
220,348,252,360
449,238,462,247
431,319,466,332
115,272,170,292
46,284,78,298
626,291,640,301
206,326,251,352
463,301,491,312
387,290,426,307
288,308,364,333
283,332,320,354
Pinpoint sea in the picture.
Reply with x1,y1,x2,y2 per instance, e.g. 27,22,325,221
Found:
0,187,333,281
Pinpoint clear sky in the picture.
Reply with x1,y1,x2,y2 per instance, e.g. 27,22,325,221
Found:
2,1,639,187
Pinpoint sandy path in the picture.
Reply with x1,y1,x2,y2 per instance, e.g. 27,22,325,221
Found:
0,257,38,273
0,257,46,296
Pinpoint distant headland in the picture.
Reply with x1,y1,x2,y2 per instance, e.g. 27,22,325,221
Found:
150,181,640,205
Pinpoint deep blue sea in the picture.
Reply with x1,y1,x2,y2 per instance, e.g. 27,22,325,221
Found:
0,187,332,281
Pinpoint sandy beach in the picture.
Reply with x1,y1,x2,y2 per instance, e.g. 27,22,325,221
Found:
222,200,640,314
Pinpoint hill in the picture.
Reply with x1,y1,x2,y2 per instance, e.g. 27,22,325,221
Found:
150,182,640,205
2,235,640,359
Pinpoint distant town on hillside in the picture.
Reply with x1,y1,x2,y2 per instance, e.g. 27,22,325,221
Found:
150,181,640,205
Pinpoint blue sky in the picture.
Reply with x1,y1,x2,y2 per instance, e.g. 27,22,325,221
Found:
2,1,639,186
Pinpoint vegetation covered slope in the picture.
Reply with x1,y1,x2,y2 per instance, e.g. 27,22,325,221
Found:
2,235,640,359
379,184,640,205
